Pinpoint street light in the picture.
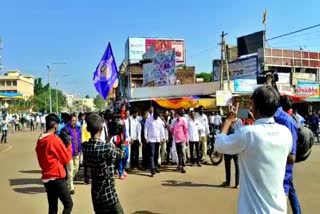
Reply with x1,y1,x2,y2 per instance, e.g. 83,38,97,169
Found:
46,65,52,113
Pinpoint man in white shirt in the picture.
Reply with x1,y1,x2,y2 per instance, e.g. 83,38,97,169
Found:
196,106,210,164
216,86,293,214
213,112,222,130
188,111,203,166
40,114,46,131
129,110,141,169
144,109,165,176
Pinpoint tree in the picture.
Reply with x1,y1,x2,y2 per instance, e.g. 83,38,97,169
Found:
85,95,90,99
196,72,212,82
94,94,105,111
31,77,66,112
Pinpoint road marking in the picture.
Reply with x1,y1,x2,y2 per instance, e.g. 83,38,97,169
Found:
0,145,13,153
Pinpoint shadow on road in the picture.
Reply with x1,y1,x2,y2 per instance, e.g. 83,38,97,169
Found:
13,186,45,194
9,178,42,186
131,211,165,214
19,170,41,174
162,180,223,188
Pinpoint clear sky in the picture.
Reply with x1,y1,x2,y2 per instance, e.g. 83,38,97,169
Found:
1,0,319,96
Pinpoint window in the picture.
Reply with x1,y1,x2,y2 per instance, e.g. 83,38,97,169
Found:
6,81,12,86
12,81,17,86
0,81,5,86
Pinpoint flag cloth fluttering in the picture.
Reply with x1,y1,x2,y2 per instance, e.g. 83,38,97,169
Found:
93,42,118,100
262,10,267,24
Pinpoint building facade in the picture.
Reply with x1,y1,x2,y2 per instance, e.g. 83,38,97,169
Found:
0,70,34,97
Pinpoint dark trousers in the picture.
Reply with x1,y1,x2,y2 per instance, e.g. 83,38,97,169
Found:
130,140,140,168
224,154,239,186
41,123,45,131
176,143,185,167
43,179,73,214
30,123,35,131
288,177,301,214
166,140,172,164
1,130,7,143
189,141,200,164
142,143,149,168
95,201,124,214
148,142,160,170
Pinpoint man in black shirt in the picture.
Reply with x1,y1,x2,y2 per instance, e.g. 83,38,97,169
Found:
82,113,125,214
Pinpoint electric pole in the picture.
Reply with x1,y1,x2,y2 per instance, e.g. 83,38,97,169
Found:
219,31,228,90
56,81,59,113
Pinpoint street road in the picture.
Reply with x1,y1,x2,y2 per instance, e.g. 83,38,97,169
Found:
0,131,319,214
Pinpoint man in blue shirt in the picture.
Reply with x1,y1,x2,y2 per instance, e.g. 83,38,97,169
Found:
274,98,301,214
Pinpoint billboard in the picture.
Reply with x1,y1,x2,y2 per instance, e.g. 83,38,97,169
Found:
229,54,258,79
143,49,177,86
237,31,265,57
126,37,185,64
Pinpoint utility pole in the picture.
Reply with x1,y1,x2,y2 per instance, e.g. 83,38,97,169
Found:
225,45,231,91
219,31,228,90
46,65,52,113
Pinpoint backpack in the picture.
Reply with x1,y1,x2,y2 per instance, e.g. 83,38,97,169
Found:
292,115,314,163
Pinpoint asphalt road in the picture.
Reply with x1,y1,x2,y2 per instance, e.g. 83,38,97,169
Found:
0,131,319,214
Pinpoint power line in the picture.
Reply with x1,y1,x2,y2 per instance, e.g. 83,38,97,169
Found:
267,24,320,41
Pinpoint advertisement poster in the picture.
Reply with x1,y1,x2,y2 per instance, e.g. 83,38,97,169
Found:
216,90,232,106
229,55,258,79
152,49,177,86
145,39,185,64
127,38,146,63
296,81,319,97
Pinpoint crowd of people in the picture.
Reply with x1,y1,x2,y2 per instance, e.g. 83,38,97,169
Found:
33,85,312,214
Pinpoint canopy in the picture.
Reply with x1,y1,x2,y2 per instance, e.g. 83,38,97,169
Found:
153,97,217,110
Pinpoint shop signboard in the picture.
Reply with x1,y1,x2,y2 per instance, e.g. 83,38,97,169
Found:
229,54,258,79
234,79,259,93
292,73,316,86
216,90,232,106
296,81,319,97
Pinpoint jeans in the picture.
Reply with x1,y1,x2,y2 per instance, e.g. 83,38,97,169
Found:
118,145,129,176
287,177,301,214
176,143,186,167
189,141,200,164
1,130,8,143
148,142,160,170
130,140,140,168
43,179,73,214
224,154,239,186
95,201,124,214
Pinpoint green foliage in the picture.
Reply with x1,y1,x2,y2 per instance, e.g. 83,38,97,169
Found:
31,78,66,112
196,72,212,82
94,94,105,111
85,95,90,98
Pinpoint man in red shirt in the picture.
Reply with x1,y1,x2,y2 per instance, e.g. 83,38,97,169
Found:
36,114,73,214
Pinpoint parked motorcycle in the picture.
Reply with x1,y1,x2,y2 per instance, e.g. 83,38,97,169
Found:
199,129,224,166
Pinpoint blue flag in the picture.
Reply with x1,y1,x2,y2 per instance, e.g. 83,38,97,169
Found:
93,42,118,100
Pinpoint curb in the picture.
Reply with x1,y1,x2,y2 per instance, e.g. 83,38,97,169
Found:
0,145,13,153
